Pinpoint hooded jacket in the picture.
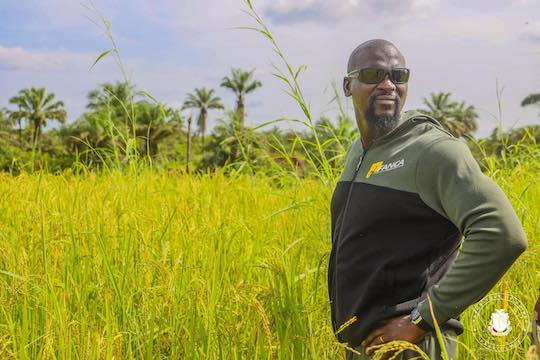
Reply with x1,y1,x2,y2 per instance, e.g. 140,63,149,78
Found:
328,110,528,347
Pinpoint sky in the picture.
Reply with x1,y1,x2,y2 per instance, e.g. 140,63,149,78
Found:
0,0,539,138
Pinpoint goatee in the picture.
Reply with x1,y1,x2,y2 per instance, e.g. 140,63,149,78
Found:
364,95,401,134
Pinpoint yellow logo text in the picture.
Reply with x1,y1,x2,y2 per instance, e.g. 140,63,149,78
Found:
366,161,384,178
366,159,405,178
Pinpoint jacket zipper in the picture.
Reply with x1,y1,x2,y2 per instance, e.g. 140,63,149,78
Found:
331,116,420,334
332,146,368,332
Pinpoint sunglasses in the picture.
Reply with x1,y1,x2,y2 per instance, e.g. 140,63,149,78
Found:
347,67,410,84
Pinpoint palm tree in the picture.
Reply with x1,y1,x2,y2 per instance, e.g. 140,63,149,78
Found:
422,92,453,118
521,93,540,117
420,92,478,139
452,100,478,134
220,68,262,130
135,101,180,157
182,87,223,151
87,81,134,112
8,87,67,146
87,82,136,131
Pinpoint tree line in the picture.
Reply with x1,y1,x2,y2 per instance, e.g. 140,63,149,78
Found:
0,68,538,175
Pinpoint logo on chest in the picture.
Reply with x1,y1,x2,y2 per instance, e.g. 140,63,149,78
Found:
366,159,405,178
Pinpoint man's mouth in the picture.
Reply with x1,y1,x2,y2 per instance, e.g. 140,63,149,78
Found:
374,96,397,104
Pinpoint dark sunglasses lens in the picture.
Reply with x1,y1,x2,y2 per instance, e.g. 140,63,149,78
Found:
360,68,385,84
392,69,409,83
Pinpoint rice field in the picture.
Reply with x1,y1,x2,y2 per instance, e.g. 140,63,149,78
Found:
0,160,537,359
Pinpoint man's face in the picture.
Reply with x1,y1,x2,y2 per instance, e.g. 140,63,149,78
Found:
344,48,408,133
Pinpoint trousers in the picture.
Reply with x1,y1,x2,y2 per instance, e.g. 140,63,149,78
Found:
345,329,458,360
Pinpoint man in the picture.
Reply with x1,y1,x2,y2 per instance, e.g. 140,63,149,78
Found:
328,39,528,360
530,288,540,358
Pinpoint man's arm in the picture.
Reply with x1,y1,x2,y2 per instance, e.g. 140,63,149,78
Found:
413,138,528,329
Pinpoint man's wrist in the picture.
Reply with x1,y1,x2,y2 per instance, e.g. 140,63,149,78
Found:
410,307,434,332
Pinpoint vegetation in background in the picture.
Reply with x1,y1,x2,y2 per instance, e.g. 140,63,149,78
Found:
418,91,478,139
8,87,67,147
220,68,262,130
521,93,540,117
1,63,537,179
0,80,537,177
181,87,224,156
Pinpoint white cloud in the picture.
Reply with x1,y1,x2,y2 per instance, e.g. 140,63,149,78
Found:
0,46,93,72
133,0,248,38
261,0,439,24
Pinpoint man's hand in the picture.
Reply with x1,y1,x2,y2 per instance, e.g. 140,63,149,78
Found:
361,315,428,359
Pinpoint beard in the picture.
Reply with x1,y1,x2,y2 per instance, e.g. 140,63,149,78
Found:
363,94,401,134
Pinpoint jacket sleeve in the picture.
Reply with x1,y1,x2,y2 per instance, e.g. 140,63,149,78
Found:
413,138,528,329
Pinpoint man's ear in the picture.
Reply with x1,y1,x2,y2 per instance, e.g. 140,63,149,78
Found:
343,77,352,97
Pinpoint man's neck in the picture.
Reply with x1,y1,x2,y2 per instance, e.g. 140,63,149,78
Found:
360,124,394,150
359,112,404,150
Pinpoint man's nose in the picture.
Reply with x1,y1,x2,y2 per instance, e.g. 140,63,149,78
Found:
377,74,396,93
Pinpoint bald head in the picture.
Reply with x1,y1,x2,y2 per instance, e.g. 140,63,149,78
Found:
347,39,405,73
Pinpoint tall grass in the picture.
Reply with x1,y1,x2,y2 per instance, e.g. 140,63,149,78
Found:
78,2,175,173
0,158,537,359
236,0,357,183
0,170,333,358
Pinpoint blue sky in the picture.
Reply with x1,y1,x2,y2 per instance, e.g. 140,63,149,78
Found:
1,0,539,137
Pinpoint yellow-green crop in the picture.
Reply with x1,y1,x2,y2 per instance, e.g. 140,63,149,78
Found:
0,160,537,359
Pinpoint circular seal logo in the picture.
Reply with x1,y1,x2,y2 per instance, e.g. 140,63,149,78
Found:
470,292,529,352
